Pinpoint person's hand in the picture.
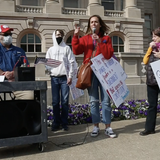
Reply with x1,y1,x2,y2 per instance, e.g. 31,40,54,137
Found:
92,33,101,43
150,41,156,48
3,71,14,80
153,50,160,58
74,24,80,36
67,78,72,85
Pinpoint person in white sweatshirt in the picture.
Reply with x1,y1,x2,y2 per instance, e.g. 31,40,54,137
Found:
46,29,75,131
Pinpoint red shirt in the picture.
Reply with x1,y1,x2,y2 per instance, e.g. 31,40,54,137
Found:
72,34,114,64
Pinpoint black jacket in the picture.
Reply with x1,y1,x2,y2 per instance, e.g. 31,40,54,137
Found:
146,52,159,85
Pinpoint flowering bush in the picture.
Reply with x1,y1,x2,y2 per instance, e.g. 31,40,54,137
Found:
47,99,160,126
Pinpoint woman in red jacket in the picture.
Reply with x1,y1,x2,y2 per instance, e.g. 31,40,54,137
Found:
72,15,116,138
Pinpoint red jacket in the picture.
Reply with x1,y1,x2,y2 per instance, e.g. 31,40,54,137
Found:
72,34,114,63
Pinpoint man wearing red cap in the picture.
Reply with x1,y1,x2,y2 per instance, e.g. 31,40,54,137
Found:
0,25,34,99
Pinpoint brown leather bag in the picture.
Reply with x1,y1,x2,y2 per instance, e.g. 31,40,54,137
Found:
76,61,92,90
76,42,97,90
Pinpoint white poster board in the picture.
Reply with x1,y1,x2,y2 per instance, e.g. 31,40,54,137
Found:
150,60,160,88
91,54,129,107
0,76,5,82
63,57,84,100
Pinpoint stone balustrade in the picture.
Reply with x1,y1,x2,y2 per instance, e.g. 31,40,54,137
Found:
16,5,43,13
104,10,124,17
62,7,87,15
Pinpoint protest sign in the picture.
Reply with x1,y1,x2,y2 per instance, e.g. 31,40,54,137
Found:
150,60,160,88
63,57,84,100
91,54,129,107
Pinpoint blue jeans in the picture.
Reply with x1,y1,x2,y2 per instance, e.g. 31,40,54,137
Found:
51,75,69,127
88,73,111,124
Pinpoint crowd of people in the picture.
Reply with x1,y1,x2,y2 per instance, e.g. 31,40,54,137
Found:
1,15,160,138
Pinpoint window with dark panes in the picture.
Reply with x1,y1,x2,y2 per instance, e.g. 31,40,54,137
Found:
111,36,124,53
21,0,40,6
64,0,78,8
144,14,152,36
102,0,114,10
66,35,72,49
20,34,41,52
102,0,123,11
66,35,81,50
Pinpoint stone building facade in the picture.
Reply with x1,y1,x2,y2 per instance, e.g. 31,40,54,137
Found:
0,0,159,104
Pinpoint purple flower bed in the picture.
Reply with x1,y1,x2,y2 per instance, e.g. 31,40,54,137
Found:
47,99,160,126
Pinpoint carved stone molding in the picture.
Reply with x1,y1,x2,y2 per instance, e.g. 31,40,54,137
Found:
27,17,34,28
114,21,121,31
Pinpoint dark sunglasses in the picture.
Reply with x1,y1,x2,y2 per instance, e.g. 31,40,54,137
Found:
0,33,12,37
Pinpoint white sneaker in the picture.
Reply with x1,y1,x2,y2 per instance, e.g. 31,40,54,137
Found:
91,126,100,137
105,127,116,138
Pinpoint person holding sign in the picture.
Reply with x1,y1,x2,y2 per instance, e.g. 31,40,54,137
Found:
140,27,160,136
72,15,116,138
46,29,75,131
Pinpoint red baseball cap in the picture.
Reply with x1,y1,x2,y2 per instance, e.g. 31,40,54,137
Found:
0,25,13,33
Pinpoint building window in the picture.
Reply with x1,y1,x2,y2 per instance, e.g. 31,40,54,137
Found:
111,36,124,52
102,0,114,10
144,14,152,36
66,35,81,49
66,35,72,49
20,34,41,52
64,0,78,8
21,0,39,6
102,0,123,10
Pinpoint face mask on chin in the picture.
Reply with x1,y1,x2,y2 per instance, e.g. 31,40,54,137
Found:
56,37,63,45
3,36,12,46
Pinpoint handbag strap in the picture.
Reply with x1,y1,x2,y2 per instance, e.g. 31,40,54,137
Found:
83,41,98,63
84,36,103,63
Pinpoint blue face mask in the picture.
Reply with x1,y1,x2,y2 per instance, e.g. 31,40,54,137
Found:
3,35,12,45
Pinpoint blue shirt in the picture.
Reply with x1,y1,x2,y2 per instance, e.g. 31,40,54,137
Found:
0,43,29,72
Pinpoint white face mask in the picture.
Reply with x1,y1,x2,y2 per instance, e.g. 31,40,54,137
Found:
3,36,12,45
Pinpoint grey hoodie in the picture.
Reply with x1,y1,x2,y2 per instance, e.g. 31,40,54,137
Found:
46,30,75,78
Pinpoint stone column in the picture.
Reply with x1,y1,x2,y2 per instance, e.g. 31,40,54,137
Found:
125,0,137,8
88,0,100,6
0,0,15,12
87,0,104,16
15,0,20,5
44,0,61,14
60,0,63,7
124,0,141,18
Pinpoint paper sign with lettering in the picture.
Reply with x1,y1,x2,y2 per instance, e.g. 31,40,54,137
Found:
63,57,84,100
91,54,129,107
150,60,160,88
0,76,5,82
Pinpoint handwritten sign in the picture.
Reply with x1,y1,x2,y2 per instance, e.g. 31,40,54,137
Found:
63,57,84,100
0,76,5,82
91,54,129,107
150,60,160,88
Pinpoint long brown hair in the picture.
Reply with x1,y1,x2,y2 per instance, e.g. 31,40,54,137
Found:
85,15,110,36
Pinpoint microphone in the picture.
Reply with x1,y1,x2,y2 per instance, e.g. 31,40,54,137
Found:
92,27,96,34
13,56,28,71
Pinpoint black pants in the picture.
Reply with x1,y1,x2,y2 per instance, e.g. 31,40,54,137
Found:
145,85,159,131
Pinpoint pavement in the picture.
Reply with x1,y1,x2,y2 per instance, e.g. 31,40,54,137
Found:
1,117,160,160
